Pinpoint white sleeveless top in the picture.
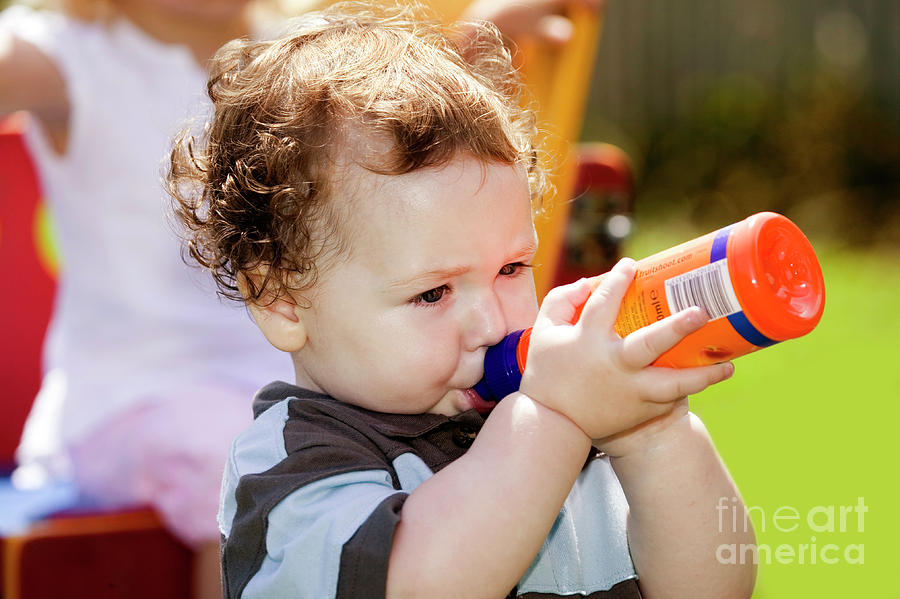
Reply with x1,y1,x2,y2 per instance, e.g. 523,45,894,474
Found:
0,6,292,478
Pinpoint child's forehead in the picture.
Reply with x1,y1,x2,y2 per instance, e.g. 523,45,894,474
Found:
336,153,530,246
308,152,535,305
321,128,532,261
332,147,524,213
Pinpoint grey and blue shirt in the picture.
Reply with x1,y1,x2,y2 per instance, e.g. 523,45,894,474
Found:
219,382,640,598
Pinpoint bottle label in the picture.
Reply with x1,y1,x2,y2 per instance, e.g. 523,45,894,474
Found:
663,258,742,320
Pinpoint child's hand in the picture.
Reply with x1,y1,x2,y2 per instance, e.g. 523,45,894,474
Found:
518,258,734,446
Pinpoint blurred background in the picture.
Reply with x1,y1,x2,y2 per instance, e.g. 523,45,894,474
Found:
1,0,897,596
586,0,899,246
577,1,898,596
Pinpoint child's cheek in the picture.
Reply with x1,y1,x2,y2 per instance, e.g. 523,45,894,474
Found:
407,324,459,384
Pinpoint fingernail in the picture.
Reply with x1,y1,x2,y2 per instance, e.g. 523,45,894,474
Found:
685,306,708,327
723,362,735,379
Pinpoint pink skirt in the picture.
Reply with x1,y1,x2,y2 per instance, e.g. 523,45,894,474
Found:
69,383,256,547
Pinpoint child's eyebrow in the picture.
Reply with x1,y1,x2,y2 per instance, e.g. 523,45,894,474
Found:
386,238,539,291
387,265,470,290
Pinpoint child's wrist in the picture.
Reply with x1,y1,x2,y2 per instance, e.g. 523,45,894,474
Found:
508,391,593,446
601,402,697,460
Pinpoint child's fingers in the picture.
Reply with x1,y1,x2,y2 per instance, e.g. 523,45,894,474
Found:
620,306,708,369
575,258,636,331
533,277,594,328
640,362,735,403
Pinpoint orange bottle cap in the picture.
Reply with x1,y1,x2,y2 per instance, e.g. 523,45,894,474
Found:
728,212,825,341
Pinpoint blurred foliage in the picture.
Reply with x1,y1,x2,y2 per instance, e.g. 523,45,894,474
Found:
633,71,900,246
581,1,900,247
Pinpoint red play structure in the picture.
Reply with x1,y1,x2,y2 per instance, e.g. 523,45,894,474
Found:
0,114,55,473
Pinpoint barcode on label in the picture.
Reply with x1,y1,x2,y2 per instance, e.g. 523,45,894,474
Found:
664,259,741,320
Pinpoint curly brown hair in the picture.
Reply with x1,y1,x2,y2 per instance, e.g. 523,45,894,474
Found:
167,1,547,305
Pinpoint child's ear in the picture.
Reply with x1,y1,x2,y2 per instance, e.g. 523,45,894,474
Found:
238,271,308,353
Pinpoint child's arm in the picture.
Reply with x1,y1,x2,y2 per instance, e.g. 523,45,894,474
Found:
527,259,755,597
386,259,736,598
605,407,757,599
386,390,593,598
0,26,69,150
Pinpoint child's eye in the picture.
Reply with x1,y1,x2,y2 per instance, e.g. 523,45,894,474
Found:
412,284,450,306
499,262,533,276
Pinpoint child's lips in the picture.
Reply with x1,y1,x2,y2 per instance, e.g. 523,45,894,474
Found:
462,388,496,415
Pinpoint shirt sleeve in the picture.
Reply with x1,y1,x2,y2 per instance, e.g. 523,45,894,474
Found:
220,398,410,599
235,468,407,599
336,492,407,598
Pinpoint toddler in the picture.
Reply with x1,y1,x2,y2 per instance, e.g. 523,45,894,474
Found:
168,3,757,598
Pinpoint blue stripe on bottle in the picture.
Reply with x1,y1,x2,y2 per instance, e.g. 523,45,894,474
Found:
710,225,732,262
726,312,777,347
709,225,777,348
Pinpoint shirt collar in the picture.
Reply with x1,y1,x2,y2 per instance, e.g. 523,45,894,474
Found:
252,380,486,437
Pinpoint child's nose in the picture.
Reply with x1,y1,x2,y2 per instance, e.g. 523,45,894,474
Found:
462,289,508,351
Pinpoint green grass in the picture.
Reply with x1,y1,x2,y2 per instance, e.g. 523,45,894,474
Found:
623,222,900,597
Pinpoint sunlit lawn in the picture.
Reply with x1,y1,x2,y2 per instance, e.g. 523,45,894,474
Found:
622,219,900,597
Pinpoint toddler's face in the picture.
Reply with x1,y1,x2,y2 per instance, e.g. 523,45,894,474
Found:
292,153,539,416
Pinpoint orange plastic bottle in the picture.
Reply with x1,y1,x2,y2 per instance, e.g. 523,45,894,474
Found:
473,212,826,402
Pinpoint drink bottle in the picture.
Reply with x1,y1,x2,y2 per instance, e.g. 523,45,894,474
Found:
474,212,826,403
